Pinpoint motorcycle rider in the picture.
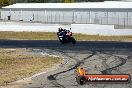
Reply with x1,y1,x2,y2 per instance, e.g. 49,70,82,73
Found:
57,27,76,44
57,27,68,41
57,27,71,35
63,29,71,41
57,27,64,36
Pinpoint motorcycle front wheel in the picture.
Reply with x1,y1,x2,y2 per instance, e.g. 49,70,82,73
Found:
59,39,66,44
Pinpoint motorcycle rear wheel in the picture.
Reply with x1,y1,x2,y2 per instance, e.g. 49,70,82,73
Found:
71,37,76,44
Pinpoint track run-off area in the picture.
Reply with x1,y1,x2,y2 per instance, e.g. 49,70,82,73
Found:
0,40,132,88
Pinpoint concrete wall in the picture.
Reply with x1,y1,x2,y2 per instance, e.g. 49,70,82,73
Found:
71,24,132,35
1,9,132,29
0,21,132,35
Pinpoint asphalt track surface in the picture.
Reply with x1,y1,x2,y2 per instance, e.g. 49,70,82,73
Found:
1,40,132,88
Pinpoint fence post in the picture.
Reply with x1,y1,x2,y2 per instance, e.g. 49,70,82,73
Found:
127,11,128,27
107,11,108,24
59,12,60,24
72,10,74,24
89,11,91,23
55,12,57,24
63,12,64,24
50,12,52,23
124,12,125,28
118,12,119,29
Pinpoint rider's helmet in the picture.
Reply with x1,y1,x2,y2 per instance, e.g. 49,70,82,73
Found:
58,27,62,32
58,27,64,32
63,29,67,33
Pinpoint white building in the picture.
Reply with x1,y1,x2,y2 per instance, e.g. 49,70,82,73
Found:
1,1,132,28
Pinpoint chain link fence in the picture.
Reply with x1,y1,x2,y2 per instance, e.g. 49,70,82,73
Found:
1,9,132,29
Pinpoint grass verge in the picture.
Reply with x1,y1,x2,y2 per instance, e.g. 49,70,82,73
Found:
74,33,132,41
0,32,132,41
0,48,62,86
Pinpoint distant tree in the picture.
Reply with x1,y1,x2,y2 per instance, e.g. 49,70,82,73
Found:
24,0,28,2
0,0,12,6
64,0,74,3
74,0,104,2
27,0,48,3
11,0,104,4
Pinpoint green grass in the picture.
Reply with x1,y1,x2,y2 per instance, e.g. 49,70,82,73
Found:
0,32,132,41
74,33,132,41
0,48,62,86
0,32,56,40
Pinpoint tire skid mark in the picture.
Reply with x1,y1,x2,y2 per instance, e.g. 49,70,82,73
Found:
127,53,132,60
47,50,95,88
102,58,111,74
100,51,127,74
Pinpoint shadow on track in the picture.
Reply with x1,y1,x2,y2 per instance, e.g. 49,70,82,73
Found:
0,40,132,51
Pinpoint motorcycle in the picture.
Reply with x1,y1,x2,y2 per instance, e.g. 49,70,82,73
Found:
57,29,76,44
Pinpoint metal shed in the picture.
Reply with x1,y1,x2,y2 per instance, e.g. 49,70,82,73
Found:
1,1,132,28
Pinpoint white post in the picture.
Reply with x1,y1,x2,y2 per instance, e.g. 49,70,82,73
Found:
21,10,23,21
